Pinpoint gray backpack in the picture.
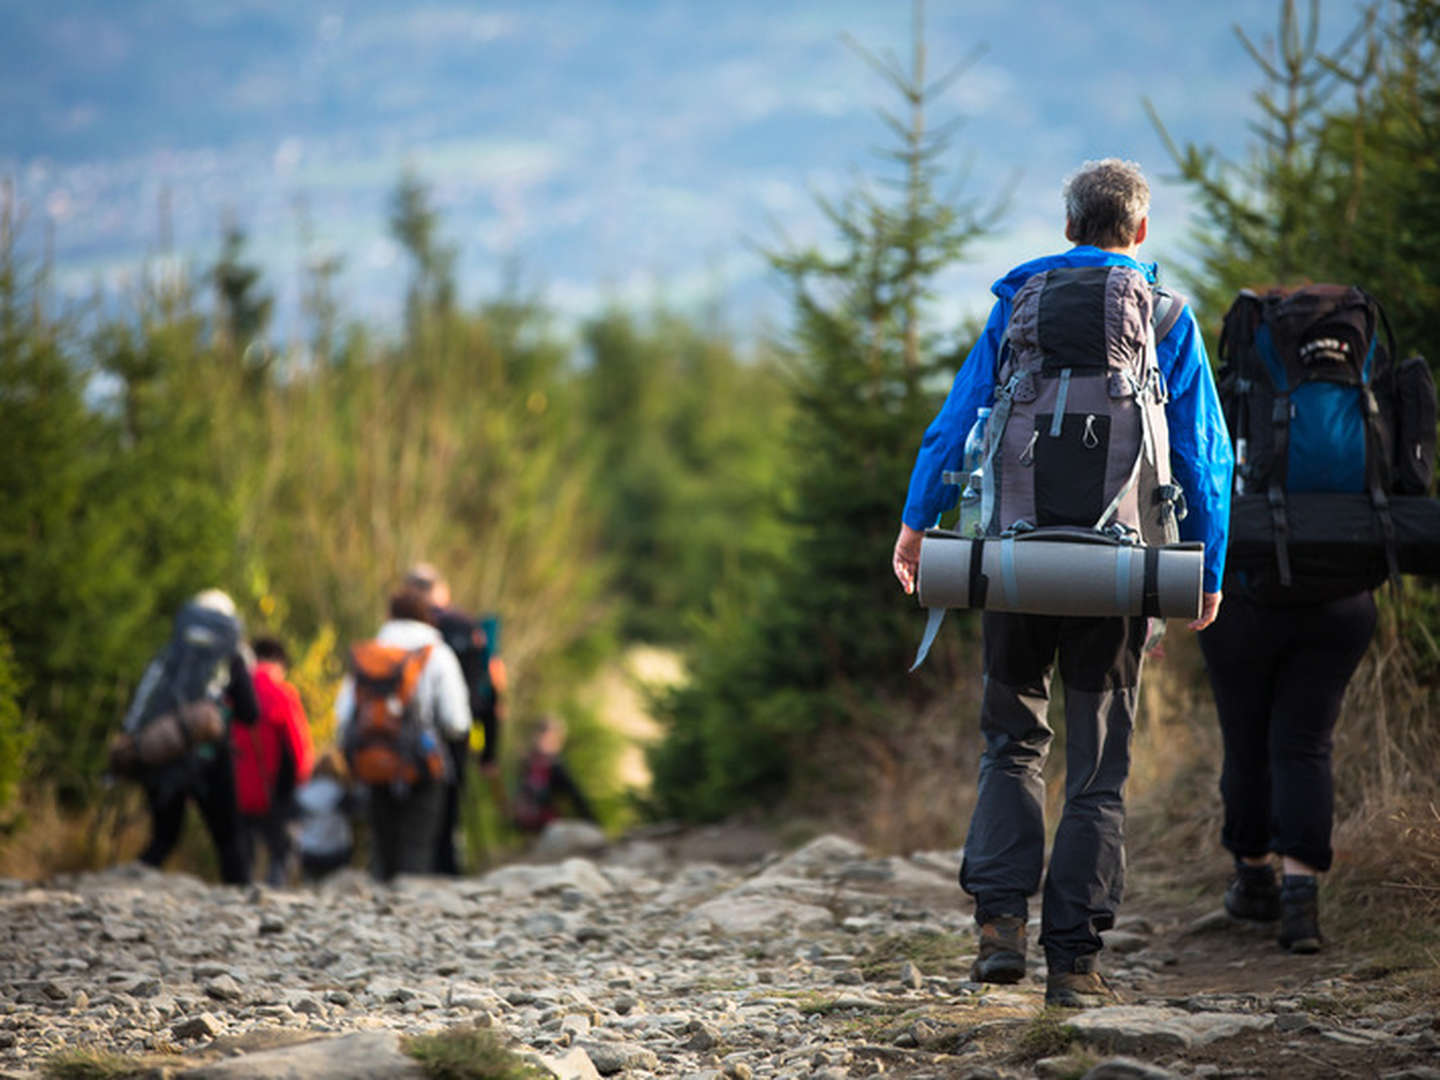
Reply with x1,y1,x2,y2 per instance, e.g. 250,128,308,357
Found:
979,265,1187,544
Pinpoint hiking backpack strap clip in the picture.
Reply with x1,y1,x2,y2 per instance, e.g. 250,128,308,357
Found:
1267,393,1294,586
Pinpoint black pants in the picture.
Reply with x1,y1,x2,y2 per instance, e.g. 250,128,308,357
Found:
961,611,1146,970
240,812,294,886
1199,589,1376,873
432,737,469,876
140,752,250,885
368,780,445,882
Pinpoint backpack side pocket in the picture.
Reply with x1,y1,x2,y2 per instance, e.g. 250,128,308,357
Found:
1394,355,1437,495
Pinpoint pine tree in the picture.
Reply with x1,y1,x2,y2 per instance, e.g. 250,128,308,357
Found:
649,1,999,819
211,224,273,357
390,172,457,338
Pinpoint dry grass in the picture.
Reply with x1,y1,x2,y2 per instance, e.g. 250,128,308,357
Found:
0,784,217,882
41,1048,185,1080
401,1025,548,1080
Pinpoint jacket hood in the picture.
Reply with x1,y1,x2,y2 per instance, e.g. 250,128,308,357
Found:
991,246,1159,302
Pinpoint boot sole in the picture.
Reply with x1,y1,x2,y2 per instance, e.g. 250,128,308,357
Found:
1281,936,1322,954
971,951,1025,984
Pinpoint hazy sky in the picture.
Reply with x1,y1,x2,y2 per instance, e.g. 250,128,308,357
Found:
2,1,1370,344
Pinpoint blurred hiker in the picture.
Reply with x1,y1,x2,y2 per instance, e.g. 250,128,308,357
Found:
231,636,314,886
111,589,259,885
511,715,595,834
891,159,1232,1007
403,563,508,875
334,589,471,881
295,749,357,880
1200,285,1437,953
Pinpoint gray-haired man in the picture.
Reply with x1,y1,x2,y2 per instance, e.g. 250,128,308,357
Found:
893,160,1232,1006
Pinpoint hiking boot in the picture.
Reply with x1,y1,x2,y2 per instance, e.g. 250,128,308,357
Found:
970,915,1027,984
1224,861,1281,922
1278,874,1322,954
1045,954,1120,1009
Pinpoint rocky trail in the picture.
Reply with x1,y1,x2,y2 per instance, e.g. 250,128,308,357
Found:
1,825,1436,1080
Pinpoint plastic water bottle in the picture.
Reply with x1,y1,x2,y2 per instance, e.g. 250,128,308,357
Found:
957,407,991,537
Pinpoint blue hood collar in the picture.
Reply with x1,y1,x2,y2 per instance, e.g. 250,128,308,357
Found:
991,246,1158,301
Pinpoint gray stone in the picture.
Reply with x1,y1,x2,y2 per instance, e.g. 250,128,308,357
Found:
1068,1006,1275,1051
482,858,615,899
524,912,569,937
562,1014,593,1039
1080,1057,1183,1079
1321,1030,1375,1046
532,1046,604,1080
531,821,609,860
1182,909,1234,934
1100,930,1150,954
179,1030,425,1078
202,975,242,1002
684,1020,721,1051
898,961,924,990
581,1041,661,1075
683,895,834,934
172,1012,223,1040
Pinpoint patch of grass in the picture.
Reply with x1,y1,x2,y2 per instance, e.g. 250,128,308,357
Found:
858,929,973,980
42,1049,181,1080
795,991,904,1018
401,1025,548,1080
1006,1011,1079,1062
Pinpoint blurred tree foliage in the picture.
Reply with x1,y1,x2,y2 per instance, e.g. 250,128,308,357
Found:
7,0,1440,838
1149,0,1439,361
580,309,792,641
0,171,781,820
0,200,240,803
647,21,1000,820
0,627,30,825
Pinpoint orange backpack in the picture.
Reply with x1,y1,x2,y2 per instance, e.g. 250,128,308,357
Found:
343,641,447,788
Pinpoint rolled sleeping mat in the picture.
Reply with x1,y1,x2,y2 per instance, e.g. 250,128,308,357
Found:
910,527,1204,670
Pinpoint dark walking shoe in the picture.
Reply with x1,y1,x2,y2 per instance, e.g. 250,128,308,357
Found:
1224,861,1281,922
970,915,1027,983
1045,954,1119,1009
1278,874,1322,954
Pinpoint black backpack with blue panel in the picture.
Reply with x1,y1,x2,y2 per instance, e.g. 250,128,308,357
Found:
1218,284,1438,597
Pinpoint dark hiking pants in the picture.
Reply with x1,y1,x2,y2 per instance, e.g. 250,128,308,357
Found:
960,611,1146,971
367,780,445,882
433,736,469,876
240,812,294,887
1199,589,1376,873
140,752,250,886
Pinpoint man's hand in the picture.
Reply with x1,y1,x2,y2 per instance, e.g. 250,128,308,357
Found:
1189,590,1222,631
892,524,924,594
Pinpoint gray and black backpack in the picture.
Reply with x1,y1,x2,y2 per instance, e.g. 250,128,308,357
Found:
979,264,1187,544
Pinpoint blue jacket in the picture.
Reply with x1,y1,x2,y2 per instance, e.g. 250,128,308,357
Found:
902,246,1234,593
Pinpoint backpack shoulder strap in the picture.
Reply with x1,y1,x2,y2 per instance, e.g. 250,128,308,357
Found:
1150,285,1187,344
